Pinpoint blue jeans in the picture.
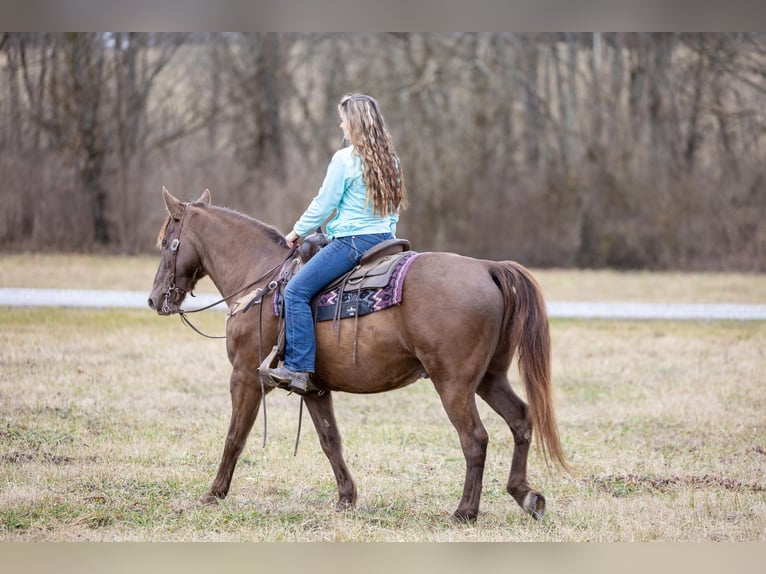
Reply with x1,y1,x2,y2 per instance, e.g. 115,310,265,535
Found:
283,233,394,372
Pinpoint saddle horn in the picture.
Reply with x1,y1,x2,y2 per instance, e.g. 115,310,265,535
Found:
298,228,330,263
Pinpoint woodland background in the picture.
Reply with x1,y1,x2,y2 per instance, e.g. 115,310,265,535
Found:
1,32,765,270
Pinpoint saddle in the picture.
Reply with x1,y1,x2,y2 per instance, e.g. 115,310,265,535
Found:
322,238,411,294
296,229,411,292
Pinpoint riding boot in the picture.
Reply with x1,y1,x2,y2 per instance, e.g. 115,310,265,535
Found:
268,364,313,395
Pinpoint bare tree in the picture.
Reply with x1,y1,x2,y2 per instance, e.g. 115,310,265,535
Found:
1,32,765,269
62,33,109,244
216,33,285,175
110,32,187,251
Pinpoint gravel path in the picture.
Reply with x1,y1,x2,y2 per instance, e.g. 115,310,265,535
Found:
1,288,765,320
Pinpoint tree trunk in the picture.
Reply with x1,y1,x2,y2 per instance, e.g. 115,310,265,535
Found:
521,35,541,167
65,33,109,244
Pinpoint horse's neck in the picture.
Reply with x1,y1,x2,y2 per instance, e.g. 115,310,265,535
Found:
197,210,288,298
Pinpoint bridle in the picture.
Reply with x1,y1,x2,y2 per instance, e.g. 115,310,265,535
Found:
161,203,193,315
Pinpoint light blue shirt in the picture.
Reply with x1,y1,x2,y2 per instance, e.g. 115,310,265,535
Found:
293,145,399,239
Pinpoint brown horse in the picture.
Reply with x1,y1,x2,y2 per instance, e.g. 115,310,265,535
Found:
148,187,568,522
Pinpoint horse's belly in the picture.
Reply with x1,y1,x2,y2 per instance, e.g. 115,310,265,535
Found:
313,313,422,393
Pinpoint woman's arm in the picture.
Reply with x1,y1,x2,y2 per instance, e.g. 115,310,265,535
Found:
293,150,348,238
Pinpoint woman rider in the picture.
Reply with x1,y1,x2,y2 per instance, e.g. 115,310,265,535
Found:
268,93,407,394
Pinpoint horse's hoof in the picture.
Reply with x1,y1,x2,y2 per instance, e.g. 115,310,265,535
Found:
198,492,221,506
451,510,478,524
335,496,356,511
522,491,546,520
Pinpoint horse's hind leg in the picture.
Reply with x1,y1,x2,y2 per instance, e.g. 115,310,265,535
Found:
476,371,546,520
433,381,489,523
303,391,357,510
200,368,265,504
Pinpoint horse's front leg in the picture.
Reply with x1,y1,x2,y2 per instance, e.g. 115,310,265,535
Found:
200,368,265,504
303,391,357,510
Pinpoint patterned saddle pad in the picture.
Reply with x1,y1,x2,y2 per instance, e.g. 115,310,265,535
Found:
313,251,423,322
261,250,424,322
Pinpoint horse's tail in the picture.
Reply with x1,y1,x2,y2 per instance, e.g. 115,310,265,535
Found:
491,261,569,472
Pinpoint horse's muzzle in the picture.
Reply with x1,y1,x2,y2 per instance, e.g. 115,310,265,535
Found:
148,294,175,315
148,295,162,313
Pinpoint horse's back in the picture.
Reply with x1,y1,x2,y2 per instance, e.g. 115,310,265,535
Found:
314,251,506,392
402,251,500,302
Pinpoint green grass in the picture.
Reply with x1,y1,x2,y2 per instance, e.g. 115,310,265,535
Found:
1,303,765,541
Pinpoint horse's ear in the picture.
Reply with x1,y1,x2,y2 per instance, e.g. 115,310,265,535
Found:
198,188,211,206
162,186,184,220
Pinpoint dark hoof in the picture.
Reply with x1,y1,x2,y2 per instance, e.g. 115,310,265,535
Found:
522,491,546,520
451,510,478,524
198,492,221,506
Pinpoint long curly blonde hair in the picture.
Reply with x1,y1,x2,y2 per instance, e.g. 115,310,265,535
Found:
339,94,407,217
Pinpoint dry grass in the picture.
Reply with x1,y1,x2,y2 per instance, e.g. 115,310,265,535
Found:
1,256,764,541
1,304,764,541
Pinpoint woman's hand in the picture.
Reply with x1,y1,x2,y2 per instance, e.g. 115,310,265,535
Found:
285,230,300,248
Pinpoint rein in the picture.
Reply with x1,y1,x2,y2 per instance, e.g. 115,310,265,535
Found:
176,266,283,339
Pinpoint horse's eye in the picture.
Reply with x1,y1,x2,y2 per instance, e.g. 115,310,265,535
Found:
161,239,168,248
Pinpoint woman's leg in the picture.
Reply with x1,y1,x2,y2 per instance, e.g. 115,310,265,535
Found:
283,233,392,373
283,238,355,373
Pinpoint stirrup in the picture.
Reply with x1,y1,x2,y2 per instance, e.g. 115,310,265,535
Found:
257,345,282,388
280,370,324,396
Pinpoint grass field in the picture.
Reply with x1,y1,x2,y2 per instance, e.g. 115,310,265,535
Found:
1,255,765,541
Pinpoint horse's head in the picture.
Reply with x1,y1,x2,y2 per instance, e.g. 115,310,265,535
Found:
148,187,211,315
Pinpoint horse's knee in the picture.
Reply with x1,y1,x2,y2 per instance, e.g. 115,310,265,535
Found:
508,402,531,446
475,428,489,456
316,427,342,455
224,436,247,458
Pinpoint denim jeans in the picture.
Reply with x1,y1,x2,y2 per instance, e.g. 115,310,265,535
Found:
283,232,394,372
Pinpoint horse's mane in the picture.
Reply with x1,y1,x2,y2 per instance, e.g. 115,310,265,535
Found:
156,202,288,249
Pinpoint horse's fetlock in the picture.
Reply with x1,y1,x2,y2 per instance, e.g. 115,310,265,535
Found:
506,479,530,498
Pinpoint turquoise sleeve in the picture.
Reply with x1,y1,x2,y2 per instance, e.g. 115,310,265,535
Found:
293,153,347,237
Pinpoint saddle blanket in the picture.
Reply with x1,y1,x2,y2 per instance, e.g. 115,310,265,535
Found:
274,250,424,322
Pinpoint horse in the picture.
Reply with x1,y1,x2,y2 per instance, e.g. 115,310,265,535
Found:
148,187,568,523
